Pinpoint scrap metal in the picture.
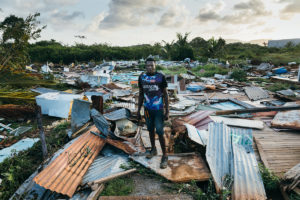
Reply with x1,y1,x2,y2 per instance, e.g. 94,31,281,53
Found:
33,126,105,197
271,102,300,130
131,153,210,182
206,123,266,199
210,116,264,129
244,86,269,101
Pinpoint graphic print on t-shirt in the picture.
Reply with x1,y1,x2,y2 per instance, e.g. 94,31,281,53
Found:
139,72,167,110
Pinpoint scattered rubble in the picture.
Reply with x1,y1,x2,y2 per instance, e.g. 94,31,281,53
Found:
1,60,300,199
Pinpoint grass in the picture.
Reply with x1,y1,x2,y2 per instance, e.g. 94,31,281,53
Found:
267,82,300,92
191,64,229,77
158,65,187,75
230,68,247,82
259,164,280,193
101,176,134,196
0,121,70,200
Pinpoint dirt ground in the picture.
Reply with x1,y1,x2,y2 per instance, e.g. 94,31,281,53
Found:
129,173,193,199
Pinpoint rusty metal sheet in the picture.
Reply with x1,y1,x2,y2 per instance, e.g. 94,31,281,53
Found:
244,86,269,101
172,110,214,133
271,102,300,130
33,126,105,197
130,153,210,182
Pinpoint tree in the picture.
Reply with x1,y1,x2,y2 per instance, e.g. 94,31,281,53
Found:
207,37,226,58
171,32,194,60
0,13,45,71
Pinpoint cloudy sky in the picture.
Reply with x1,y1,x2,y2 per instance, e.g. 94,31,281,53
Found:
0,0,299,46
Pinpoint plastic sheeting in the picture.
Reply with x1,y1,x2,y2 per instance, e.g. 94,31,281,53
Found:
0,138,39,163
36,93,81,118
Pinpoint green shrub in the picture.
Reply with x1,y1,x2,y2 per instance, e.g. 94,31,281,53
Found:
230,68,247,82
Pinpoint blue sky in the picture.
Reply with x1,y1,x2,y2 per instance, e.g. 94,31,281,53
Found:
0,0,299,46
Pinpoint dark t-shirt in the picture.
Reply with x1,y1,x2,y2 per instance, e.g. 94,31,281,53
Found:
138,72,167,110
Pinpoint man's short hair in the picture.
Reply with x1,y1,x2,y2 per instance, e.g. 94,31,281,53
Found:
146,57,155,63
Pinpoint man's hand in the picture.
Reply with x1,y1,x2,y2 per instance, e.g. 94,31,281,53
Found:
164,109,169,121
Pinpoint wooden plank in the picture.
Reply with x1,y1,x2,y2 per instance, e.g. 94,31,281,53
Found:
87,184,104,200
90,168,137,185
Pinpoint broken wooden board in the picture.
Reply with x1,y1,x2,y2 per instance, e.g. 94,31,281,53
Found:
253,126,300,177
130,153,210,182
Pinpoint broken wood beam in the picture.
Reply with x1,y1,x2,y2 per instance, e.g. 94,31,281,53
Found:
87,184,104,200
90,168,137,186
36,105,48,159
215,105,300,115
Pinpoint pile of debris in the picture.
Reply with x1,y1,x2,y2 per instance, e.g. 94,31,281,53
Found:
2,62,300,200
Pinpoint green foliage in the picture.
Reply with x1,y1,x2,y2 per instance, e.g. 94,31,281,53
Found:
0,121,70,199
101,176,134,196
267,82,300,92
166,178,231,200
159,66,187,75
259,164,280,192
230,68,247,82
191,64,229,77
0,13,45,71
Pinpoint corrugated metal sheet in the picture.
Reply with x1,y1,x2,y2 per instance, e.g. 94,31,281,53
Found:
206,123,232,192
271,102,300,130
131,153,210,182
81,154,129,185
104,108,130,121
210,116,264,129
91,109,110,136
33,126,105,197
170,105,196,116
244,87,269,101
206,123,266,199
184,123,208,146
230,127,266,200
211,101,244,110
172,110,214,133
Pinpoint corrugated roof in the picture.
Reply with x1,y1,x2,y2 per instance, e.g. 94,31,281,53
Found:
206,123,232,192
33,126,105,197
206,123,266,199
210,116,264,129
271,102,300,130
244,87,269,101
172,110,214,133
103,108,130,121
230,127,266,200
81,154,129,185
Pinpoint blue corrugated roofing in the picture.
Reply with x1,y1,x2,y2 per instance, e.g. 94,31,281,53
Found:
206,122,266,199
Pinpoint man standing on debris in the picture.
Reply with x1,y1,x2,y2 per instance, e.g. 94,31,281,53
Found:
137,57,169,169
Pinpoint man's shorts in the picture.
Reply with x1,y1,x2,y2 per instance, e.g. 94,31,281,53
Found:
144,108,164,136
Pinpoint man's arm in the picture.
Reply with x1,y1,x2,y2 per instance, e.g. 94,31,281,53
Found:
137,88,144,120
163,88,169,120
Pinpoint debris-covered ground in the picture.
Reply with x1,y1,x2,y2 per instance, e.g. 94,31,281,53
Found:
0,60,300,200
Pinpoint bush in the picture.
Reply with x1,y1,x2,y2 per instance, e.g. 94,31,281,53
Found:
230,68,247,82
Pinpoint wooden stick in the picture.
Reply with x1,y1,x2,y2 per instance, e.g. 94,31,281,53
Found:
36,105,48,159
90,168,137,185
215,105,300,115
87,184,104,200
